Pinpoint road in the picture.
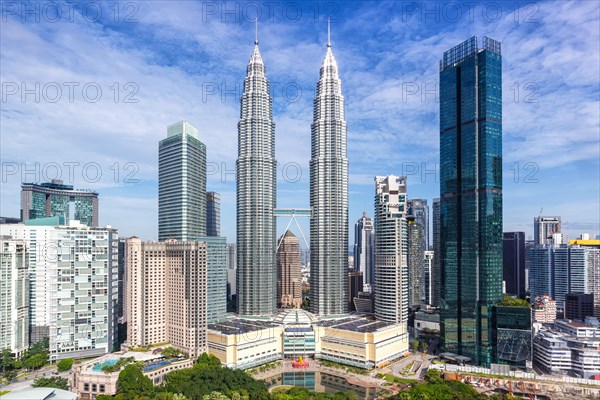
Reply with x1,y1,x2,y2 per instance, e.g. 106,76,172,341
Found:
0,366,71,393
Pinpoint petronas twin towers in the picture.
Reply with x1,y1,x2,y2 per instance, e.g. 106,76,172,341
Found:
236,24,348,317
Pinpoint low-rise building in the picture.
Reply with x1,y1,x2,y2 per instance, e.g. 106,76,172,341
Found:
413,310,440,336
532,295,557,324
533,321,600,379
71,351,194,399
554,320,600,338
207,309,408,370
207,319,283,369
495,305,532,368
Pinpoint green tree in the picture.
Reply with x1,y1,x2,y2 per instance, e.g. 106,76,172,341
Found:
21,338,49,370
57,358,75,372
161,347,181,359
410,339,420,353
3,369,17,384
164,360,269,400
0,349,19,383
420,342,429,353
196,353,221,368
117,364,154,398
424,368,442,383
155,393,190,400
32,376,69,390
498,295,530,308
202,392,231,400
23,353,47,370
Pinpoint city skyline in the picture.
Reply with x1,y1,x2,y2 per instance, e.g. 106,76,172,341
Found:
1,1,599,244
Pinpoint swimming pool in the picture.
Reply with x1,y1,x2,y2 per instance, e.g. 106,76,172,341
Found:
92,359,118,372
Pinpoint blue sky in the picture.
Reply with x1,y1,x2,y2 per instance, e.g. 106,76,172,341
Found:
1,0,599,245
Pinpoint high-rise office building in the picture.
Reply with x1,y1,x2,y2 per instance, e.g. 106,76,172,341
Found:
534,216,561,246
528,243,598,313
206,192,221,237
423,250,434,306
276,231,302,309
236,34,277,316
125,238,208,357
374,175,408,323
353,212,374,293
564,293,594,321
197,236,227,323
226,243,236,302
1,220,119,360
432,198,441,307
21,180,98,227
158,121,207,241
408,199,429,250
407,215,424,308
439,36,503,367
309,25,348,316
503,232,526,299
0,238,29,357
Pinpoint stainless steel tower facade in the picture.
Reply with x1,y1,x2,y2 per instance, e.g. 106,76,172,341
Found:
309,28,349,316
236,37,277,316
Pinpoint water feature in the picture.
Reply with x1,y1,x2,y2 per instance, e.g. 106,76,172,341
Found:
264,371,379,399
91,359,118,372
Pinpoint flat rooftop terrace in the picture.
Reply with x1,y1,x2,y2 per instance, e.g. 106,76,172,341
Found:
208,319,279,335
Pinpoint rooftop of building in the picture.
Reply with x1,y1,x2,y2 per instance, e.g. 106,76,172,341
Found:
316,315,398,333
559,320,593,329
1,387,77,400
208,312,400,335
77,350,191,376
208,318,279,335
273,309,319,325
22,180,98,194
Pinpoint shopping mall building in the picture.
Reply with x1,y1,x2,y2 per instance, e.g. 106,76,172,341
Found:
207,309,409,369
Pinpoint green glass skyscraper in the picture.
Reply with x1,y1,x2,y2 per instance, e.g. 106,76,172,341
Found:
439,36,503,367
158,121,207,241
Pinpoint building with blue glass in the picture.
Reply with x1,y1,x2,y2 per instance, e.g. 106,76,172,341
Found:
206,192,220,237
439,36,503,367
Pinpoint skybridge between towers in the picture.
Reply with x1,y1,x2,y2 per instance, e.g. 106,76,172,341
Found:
274,208,311,251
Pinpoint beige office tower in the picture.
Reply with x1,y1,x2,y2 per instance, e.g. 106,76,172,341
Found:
277,231,302,308
125,238,207,357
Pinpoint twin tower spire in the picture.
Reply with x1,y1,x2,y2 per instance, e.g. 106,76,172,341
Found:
236,20,348,317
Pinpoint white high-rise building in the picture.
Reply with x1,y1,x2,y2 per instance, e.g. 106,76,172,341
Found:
534,216,561,246
0,238,29,357
1,220,119,361
374,176,408,323
236,30,277,317
1,222,56,343
309,23,349,316
423,250,434,306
